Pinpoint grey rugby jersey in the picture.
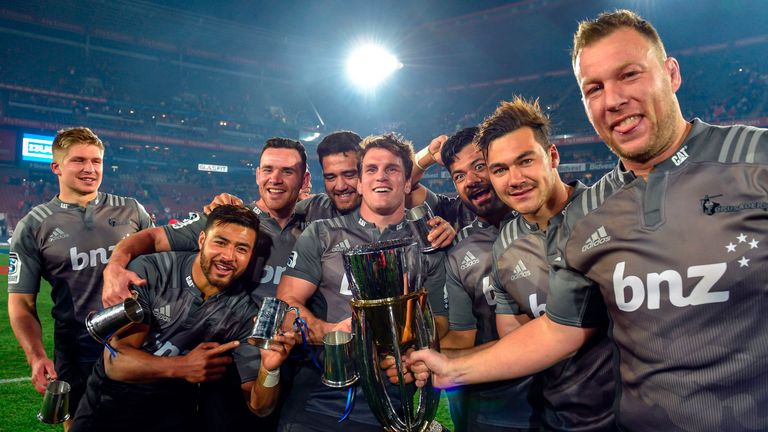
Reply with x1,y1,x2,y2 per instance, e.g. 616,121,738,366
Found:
424,189,477,231
163,201,308,304
493,183,616,432
129,251,261,382
294,193,346,222
9,192,152,324
282,208,446,425
446,218,540,429
548,119,768,431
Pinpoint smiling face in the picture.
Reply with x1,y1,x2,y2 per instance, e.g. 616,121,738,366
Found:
358,147,410,218
198,222,257,289
256,147,307,215
575,28,683,165
486,127,561,223
321,152,361,212
51,143,103,203
447,144,507,220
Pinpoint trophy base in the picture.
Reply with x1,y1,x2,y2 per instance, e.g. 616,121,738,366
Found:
425,420,449,432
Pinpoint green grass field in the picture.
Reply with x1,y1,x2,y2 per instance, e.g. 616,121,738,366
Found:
0,246,62,432
0,247,453,431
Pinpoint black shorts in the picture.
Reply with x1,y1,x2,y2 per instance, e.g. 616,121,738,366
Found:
71,359,201,432
53,323,102,416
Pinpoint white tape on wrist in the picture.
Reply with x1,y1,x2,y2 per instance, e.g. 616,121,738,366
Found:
262,368,280,388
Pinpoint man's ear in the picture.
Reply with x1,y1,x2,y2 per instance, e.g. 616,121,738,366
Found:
198,230,206,250
549,145,560,169
51,161,61,176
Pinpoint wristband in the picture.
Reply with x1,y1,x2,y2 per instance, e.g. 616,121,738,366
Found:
261,368,280,388
415,147,436,171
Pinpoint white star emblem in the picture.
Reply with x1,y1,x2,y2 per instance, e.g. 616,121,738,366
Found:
749,239,759,249
737,233,748,243
725,242,737,253
738,256,750,267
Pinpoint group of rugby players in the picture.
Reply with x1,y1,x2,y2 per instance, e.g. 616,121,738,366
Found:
8,9,768,432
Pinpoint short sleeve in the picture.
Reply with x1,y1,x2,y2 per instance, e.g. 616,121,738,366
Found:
283,221,324,286
8,217,42,294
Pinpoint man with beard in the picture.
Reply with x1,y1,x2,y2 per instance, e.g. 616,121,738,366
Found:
437,127,541,432
71,205,296,431
100,137,310,431
411,135,479,231
276,133,447,431
410,10,768,432
8,127,153,429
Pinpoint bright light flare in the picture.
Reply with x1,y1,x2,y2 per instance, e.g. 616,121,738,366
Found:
346,43,403,90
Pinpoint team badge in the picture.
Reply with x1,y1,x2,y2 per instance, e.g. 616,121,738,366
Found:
286,251,298,268
171,213,201,229
8,252,20,284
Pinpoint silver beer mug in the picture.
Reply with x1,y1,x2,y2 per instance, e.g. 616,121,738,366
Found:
247,297,300,349
343,238,442,432
85,297,145,344
322,331,358,388
37,379,70,424
406,203,437,253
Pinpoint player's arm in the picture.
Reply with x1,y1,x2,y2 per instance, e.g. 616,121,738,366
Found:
240,333,297,417
8,292,56,394
496,313,531,337
104,324,238,383
408,135,448,208
102,226,171,306
276,275,349,344
410,314,594,388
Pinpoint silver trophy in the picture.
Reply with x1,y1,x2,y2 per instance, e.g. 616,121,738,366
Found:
343,238,442,432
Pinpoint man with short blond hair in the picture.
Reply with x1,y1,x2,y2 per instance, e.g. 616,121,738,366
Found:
8,127,152,428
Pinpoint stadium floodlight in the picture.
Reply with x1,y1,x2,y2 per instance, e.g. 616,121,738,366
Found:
346,43,403,91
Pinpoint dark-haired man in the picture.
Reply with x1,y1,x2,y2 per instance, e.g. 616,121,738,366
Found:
101,137,310,431
297,131,455,248
438,126,540,432
479,97,614,431
276,133,447,431
411,9,768,432
8,127,152,429
72,205,296,431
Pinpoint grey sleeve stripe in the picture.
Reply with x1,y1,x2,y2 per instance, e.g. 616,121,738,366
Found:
511,220,519,241
29,206,48,222
581,188,590,216
120,196,126,206
160,252,172,272
745,129,765,164
718,126,741,163
731,127,750,164
598,176,606,203
108,194,113,206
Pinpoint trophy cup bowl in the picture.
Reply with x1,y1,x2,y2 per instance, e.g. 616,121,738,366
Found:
343,238,442,432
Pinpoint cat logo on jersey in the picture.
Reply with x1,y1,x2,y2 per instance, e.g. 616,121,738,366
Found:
8,252,20,284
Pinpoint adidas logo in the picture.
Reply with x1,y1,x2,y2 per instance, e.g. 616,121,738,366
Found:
582,226,611,252
510,260,532,281
47,228,69,243
153,304,171,322
460,251,480,270
331,239,351,253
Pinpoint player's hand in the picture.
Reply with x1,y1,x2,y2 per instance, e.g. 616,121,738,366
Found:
203,193,244,215
102,263,146,307
30,356,57,394
259,332,297,371
427,216,455,249
178,341,239,383
330,317,353,334
428,135,448,167
381,348,415,385
406,348,456,389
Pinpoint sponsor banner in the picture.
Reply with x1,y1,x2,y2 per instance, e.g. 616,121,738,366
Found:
198,163,228,173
